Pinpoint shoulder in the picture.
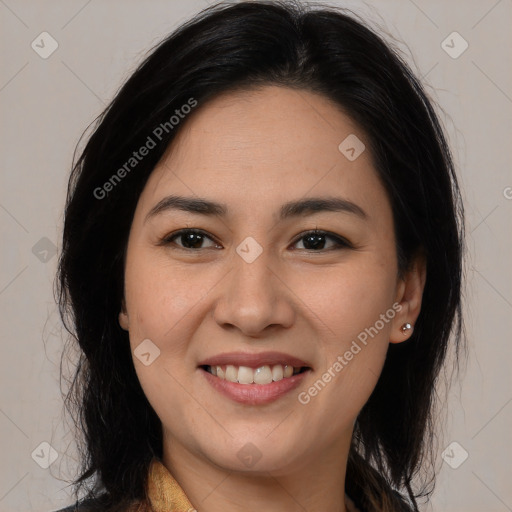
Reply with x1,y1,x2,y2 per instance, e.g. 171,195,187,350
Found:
51,497,148,512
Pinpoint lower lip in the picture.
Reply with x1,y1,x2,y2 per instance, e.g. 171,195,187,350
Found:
200,368,310,405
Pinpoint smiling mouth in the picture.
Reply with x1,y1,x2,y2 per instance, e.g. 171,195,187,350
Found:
202,364,310,385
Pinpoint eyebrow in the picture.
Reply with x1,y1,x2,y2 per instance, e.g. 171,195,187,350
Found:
145,194,368,223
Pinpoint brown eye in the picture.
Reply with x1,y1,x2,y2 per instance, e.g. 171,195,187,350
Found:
292,230,351,251
163,229,221,250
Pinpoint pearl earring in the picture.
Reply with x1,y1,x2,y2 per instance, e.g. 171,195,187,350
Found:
401,322,412,334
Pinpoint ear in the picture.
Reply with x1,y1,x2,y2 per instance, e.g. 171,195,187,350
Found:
119,298,129,331
390,251,426,343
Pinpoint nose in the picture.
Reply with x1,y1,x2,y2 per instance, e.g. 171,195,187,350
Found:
212,248,295,337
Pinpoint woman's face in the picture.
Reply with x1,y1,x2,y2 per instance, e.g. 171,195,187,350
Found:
120,85,422,475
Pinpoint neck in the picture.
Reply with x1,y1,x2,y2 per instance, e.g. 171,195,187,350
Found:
162,431,353,512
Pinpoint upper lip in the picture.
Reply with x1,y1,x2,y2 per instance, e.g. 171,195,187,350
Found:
198,351,312,369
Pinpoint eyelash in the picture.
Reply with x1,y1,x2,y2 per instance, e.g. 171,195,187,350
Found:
160,228,352,252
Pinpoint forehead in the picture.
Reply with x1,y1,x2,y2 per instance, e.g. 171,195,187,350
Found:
139,86,391,225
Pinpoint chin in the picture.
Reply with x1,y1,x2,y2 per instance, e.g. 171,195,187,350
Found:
199,432,306,475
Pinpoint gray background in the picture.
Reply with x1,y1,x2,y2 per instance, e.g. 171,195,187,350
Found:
1,1,511,511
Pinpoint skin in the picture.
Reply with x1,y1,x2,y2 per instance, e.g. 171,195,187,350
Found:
119,85,426,512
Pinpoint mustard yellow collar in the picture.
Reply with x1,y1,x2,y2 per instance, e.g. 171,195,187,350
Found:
146,458,195,512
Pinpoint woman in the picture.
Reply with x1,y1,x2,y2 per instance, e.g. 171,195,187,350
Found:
55,1,465,511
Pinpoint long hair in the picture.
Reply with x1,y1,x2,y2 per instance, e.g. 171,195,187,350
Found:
57,2,465,511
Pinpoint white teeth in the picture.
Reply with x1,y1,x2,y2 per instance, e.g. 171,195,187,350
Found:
271,365,284,381
209,364,304,384
238,366,254,384
225,365,238,383
253,365,272,384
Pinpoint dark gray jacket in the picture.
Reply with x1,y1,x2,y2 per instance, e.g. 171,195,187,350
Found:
52,498,102,512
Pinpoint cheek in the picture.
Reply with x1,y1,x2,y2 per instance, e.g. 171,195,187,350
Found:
290,256,396,430
123,255,213,439
123,252,208,346
290,256,397,346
